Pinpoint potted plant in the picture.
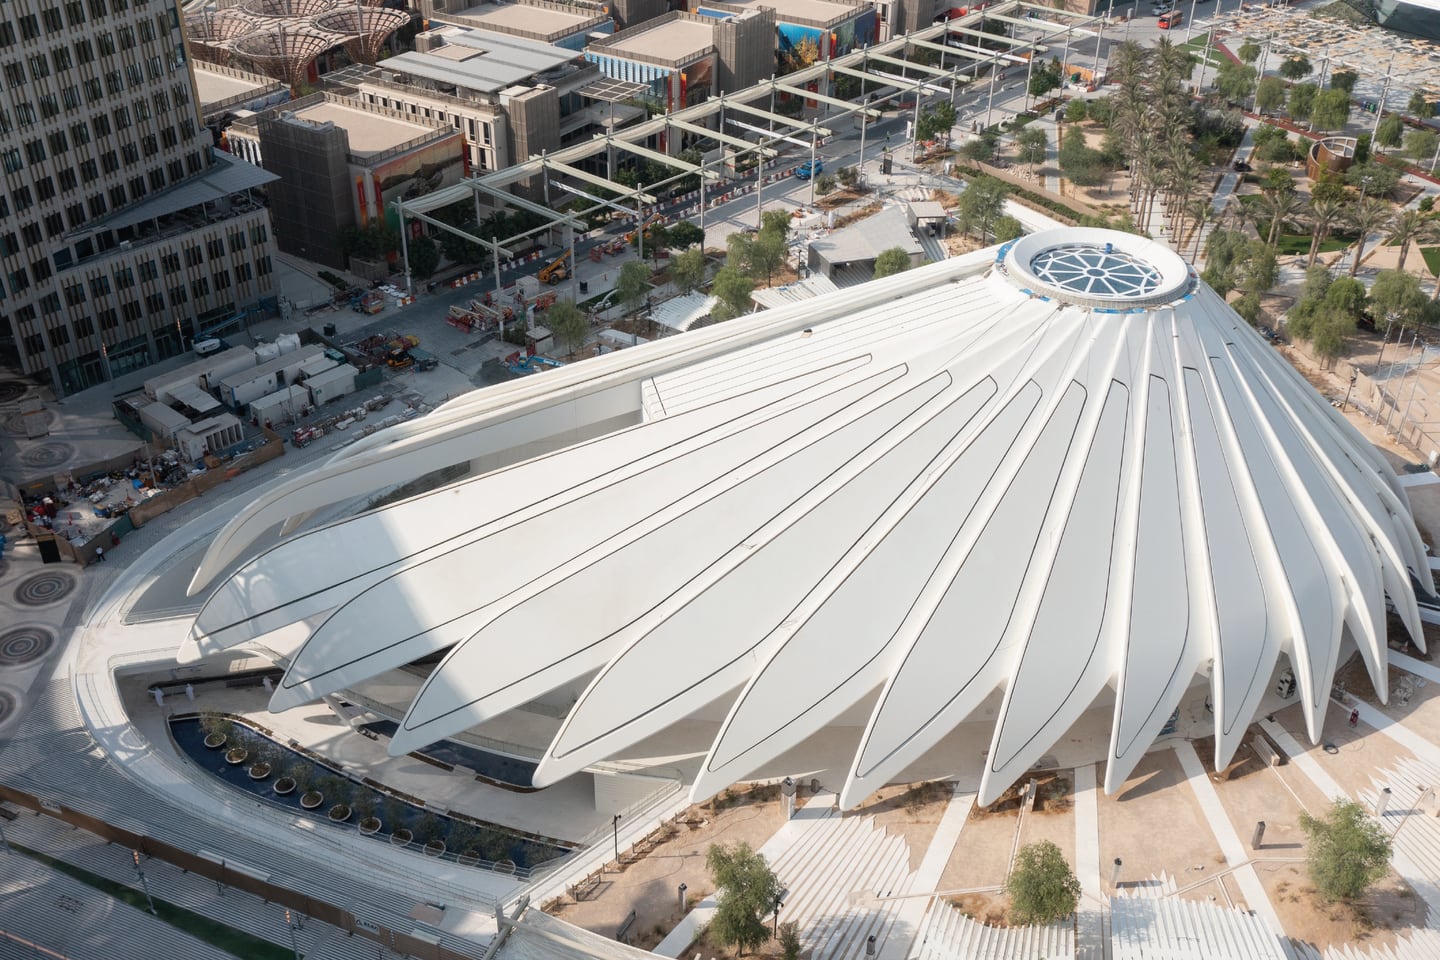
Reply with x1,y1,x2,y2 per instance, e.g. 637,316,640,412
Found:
273,762,299,796
354,794,380,835
390,826,414,846
415,811,443,855
327,775,354,822
225,743,249,765
248,743,276,781
450,825,480,865
200,711,231,749
300,773,325,810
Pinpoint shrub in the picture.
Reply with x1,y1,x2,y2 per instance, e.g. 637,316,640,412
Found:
1005,840,1081,924
1300,799,1391,901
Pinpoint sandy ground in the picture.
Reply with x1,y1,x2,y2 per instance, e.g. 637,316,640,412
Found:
1099,750,1227,899
857,781,955,872
543,785,794,953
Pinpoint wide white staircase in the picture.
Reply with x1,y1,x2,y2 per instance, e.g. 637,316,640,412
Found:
913,898,1075,960
764,800,919,960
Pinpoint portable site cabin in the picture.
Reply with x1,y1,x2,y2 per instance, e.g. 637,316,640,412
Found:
137,402,192,443
175,412,245,461
297,355,338,381
249,384,311,426
305,363,359,407
143,346,256,402
218,345,324,409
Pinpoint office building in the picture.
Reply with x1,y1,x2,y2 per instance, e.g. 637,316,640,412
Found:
0,0,279,395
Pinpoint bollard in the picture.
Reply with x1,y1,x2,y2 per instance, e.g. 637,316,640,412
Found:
1376,787,1392,817
678,882,688,912
1111,857,1123,887
866,935,876,957
1251,821,1266,850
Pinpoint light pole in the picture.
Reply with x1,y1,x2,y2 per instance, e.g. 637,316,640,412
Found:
612,813,622,867
132,850,156,915
858,94,871,187
1342,369,1358,411
772,895,783,939
285,909,301,960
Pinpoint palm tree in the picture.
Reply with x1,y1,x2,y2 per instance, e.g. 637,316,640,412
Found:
1305,194,1349,268
1346,197,1395,278
1253,189,1307,249
1387,208,1430,273
1185,197,1215,261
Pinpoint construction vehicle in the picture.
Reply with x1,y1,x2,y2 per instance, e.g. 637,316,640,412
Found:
538,251,572,286
410,347,439,371
385,348,414,369
625,213,666,245
352,290,385,314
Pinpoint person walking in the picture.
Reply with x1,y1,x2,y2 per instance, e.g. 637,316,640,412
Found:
94,545,106,562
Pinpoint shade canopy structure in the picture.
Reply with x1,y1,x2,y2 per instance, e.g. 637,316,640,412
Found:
185,0,411,90
180,228,1432,808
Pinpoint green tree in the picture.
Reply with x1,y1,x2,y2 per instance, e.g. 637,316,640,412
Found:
1345,161,1400,200
1064,98,1087,123
1214,61,1257,105
1409,91,1434,120
1233,290,1263,325
668,221,705,250
1058,133,1107,186
615,259,651,316
1287,83,1319,124
1306,194,1350,268
709,266,754,322
961,134,998,163
1329,69,1358,93
1309,89,1351,132
815,173,837,194
705,842,783,955
1255,76,1287,115
955,175,1010,243
670,247,707,295
1404,129,1439,163
1237,38,1262,64
1375,113,1405,152
1325,276,1368,322
405,235,440,280
1345,196,1396,277
1369,269,1428,331
1279,55,1313,83
1300,799,1391,901
1017,127,1048,168
339,223,399,260
748,230,788,287
873,246,912,279
778,921,801,960
1004,840,1080,924
1027,58,1063,105
1085,96,1112,126
1387,208,1429,272
547,299,586,356
836,165,859,189
916,101,958,144
993,215,1024,242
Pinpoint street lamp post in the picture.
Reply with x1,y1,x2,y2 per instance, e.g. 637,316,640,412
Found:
858,94,871,187
132,850,156,915
1342,369,1358,411
773,895,784,939
285,909,301,960
612,813,622,867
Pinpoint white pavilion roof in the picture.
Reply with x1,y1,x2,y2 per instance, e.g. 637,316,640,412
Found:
181,228,1431,807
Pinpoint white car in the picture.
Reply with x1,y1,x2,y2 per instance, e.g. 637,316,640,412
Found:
1150,1,1174,13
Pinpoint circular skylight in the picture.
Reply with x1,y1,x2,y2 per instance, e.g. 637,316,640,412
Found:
1001,228,1193,309
1028,244,1164,299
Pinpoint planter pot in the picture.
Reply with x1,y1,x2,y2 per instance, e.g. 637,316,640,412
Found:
328,804,351,823
391,829,413,846
300,791,324,810
359,817,382,836
494,859,516,875
225,747,249,765
423,841,446,858
248,763,272,781
273,777,296,796
203,733,227,749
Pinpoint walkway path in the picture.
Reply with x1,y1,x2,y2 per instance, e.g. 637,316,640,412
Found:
1172,741,1288,940
1073,763,1106,960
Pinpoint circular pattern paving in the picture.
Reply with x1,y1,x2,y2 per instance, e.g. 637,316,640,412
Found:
0,625,56,664
3,409,53,435
0,689,16,724
19,441,75,469
0,380,27,404
13,571,76,606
